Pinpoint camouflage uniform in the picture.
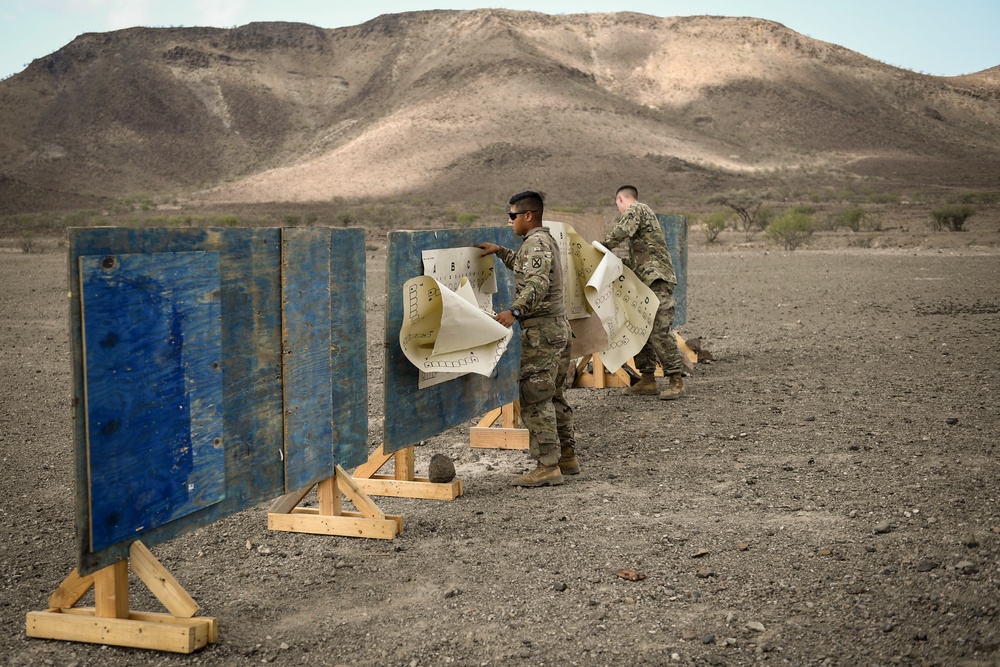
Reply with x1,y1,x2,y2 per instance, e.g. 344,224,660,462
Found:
496,227,575,466
603,201,683,376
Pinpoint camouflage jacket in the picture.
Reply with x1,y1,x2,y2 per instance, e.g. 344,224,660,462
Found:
496,226,566,321
603,202,677,287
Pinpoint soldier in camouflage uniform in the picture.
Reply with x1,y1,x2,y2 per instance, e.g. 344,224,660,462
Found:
478,191,578,487
603,185,687,400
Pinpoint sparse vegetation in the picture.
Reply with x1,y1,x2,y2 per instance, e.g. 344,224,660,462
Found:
931,205,975,231
456,213,480,226
765,210,814,250
702,209,732,243
708,191,768,240
19,232,37,253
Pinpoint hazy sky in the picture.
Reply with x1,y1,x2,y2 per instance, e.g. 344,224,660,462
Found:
2,1,998,80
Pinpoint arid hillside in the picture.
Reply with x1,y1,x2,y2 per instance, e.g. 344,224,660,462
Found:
0,9,998,213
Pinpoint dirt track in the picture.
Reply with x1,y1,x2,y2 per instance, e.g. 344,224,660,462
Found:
1,227,999,666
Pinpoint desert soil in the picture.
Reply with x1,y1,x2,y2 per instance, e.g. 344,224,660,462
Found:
1,220,999,667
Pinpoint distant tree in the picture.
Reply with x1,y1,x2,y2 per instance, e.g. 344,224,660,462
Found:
708,191,766,239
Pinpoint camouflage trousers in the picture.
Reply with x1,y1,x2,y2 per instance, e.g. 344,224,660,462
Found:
518,316,575,467
634,279,683,377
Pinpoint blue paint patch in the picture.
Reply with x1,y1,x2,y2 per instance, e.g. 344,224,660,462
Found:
80,251,224,552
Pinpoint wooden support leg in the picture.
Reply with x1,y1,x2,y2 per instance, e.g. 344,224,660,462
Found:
268,466,403,538
470,401,529,450
573,352,631,388
352,445,463,500
26,541,217,654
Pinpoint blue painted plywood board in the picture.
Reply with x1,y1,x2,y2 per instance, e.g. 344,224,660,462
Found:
281,228,335,491
383,227,519,453
328,229,369,471
657,214,688,327
80,251,225,552
70,228,286,575
280,227,369,488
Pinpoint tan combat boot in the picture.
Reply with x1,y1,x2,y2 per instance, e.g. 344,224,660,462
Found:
558,446,581,475
512,462,564,487
658,373,686,400
623,372,658,396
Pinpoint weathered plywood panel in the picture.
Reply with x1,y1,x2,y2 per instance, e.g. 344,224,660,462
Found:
280,227,368,488
657,214,689,327
281,228,334,490
328,229,369,471
80,251,224,552
383,227,519,453
70,228,286,575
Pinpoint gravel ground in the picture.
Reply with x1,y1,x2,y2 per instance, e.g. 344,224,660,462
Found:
1,225,998,667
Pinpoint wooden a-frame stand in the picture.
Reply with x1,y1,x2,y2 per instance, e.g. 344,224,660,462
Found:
573,334,698,389
573,352,635,389
352,444,463,500
470,402,529,449
26,540,217,654
268,465,403,539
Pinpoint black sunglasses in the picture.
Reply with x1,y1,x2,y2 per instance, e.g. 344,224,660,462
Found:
508,210,537,220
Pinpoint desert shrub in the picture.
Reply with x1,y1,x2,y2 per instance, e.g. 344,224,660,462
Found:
336,212,353,226
957,191,1000,206
702,209,731,243
756,206,777,230
456,213,480,226
836,206,867,232
215,215,240,227
20,232,36,253
283,214,301,225
868,192,901,205
765,210,814,250
930,205,975,231
303,213,319,225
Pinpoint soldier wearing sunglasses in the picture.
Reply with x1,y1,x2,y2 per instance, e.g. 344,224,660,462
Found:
478,191,578,487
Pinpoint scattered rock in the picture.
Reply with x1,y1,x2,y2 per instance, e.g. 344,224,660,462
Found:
874,520,892,534
737,542,750,551
692,548,711,558
702,633,716,645
553,582,568,591
695,566,716,578
945,417,959,425
915,560,939,572
615,569,646,581
962,534,979,548
746,621,765,633
955,560,978,574
428,453,456,483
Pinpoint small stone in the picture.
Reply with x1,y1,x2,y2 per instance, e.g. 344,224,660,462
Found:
702,633,716,644
444,588,460,599
962,534,979,548
956,560,978,574
874,520,892,534
279,642,289,650
695,566,716,579
680,630,698,641
945,417,959,425
737,542,750,551
915,561,939,572
553,582,568,592
692,549,711,558
428,453,456,483
746,621,765,633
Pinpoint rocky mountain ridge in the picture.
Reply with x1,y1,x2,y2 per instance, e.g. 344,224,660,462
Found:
1,10,997,213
